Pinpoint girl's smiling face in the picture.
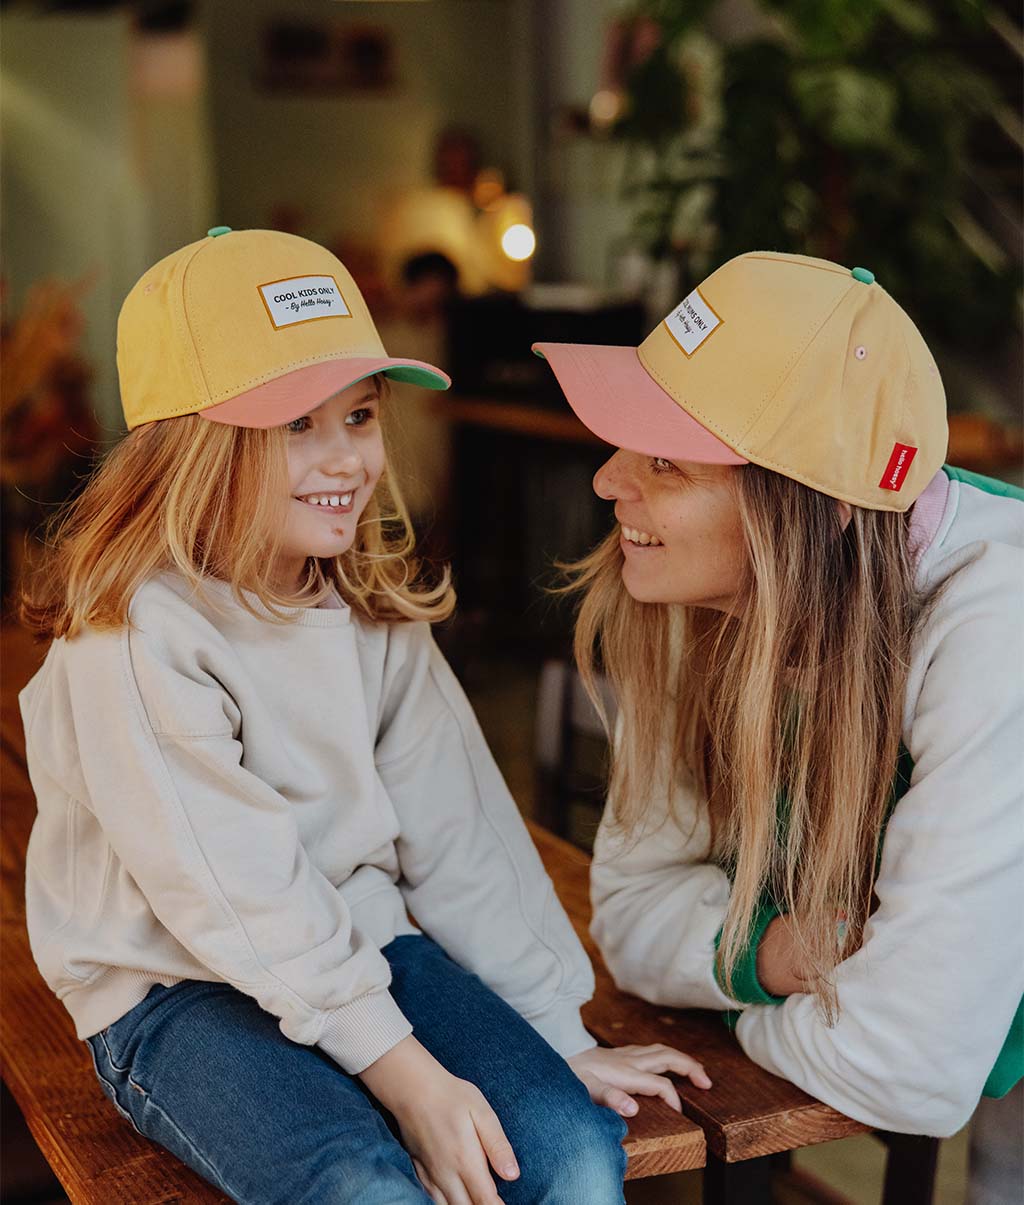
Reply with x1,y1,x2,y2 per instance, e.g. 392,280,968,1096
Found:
274,378,386,590
593,449,748,612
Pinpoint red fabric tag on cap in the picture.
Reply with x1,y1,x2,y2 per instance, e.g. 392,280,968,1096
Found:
879,443,918,491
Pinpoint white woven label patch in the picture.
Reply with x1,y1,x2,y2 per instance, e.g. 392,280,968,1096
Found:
258,276,350,328
663,288,721,356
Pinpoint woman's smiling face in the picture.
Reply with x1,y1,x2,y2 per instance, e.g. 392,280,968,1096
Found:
593,449,749,611
274,378,386,590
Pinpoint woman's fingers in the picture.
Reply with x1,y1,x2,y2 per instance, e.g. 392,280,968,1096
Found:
472,1104,520,1184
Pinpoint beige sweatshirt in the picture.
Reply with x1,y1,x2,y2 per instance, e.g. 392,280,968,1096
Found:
19,572,595,1074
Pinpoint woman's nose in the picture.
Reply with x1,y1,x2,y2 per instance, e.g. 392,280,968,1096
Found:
593,449,641,501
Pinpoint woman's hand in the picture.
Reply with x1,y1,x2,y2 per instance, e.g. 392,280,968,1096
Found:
359,1035,518,1205
756,914,812,997
567,1043,712,1118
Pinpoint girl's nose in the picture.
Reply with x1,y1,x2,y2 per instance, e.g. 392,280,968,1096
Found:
594,449,641,501
322,428,363,477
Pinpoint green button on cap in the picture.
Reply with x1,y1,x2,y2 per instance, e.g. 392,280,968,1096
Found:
207,225,232,238
851,266,875,284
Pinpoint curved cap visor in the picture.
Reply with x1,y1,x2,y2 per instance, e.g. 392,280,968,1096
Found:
533,342,747,465
199,357,450,428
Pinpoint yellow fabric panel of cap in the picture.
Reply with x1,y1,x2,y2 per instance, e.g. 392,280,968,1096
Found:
638,252,948,511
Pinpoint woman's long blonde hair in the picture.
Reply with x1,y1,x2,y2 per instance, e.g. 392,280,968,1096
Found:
21,378,454,639
566,465,936,1019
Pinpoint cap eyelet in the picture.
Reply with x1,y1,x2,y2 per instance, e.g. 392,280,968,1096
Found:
854,345,867,360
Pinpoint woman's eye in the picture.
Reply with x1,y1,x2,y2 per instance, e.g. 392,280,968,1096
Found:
650,456,676,474
285,416,310,434
345,407,375,427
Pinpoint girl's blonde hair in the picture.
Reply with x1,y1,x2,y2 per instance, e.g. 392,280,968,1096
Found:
21,378,454,639
565,465,937,1020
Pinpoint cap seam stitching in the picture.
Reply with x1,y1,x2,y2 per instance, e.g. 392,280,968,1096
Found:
204,350,404,402
745,252,851,278
895,321,913,444
733,447,906,511
180,242,214,404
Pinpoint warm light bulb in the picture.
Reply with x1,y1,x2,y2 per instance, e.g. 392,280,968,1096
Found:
589,89,624,129
501,223,536,262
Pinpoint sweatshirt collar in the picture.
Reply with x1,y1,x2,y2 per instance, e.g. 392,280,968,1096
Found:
166,572,352,628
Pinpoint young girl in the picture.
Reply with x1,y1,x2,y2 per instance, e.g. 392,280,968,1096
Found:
534,252,1023,1159
17,227,711,1205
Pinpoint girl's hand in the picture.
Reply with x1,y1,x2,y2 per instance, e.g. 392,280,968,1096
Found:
756,914,811,997
567,1043,712,1118
359,1035,518,1205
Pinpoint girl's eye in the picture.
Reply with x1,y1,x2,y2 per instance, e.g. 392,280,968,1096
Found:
649,456,676,474
285,416,310,434
345,407,375,427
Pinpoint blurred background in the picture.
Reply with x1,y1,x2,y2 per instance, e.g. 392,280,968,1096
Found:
1,0,1021,1201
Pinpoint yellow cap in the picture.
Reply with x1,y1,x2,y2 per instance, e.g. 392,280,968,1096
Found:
535,251,948,510
117,227,449,431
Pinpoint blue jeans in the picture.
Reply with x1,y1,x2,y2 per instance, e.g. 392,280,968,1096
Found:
86,933,627,1204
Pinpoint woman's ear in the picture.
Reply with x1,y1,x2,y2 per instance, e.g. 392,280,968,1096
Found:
836,500,853,531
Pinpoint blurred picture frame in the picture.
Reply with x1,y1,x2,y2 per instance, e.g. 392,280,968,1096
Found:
259,21,396,94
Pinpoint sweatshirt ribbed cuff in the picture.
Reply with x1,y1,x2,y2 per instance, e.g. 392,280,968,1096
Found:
316,989,414,1075
713,900,787,1007
526,1002,595,1058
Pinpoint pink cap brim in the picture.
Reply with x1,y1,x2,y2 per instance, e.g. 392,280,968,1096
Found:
199,357,450,428
533,343,747,465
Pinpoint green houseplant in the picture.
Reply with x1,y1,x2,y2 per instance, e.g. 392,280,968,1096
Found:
611,0,1020,359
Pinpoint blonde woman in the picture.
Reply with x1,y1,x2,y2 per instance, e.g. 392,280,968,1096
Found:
17,228,712,1205
534,253,1023,1162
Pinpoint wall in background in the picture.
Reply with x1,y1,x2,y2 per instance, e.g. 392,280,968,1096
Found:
201,0,533,248
2,12,214,433
3,12,147,433
529,0,636,288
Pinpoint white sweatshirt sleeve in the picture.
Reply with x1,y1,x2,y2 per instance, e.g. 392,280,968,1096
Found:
54,623,411,1075
735,559,1024,1137
373,624,596,1058
590,769,740,1013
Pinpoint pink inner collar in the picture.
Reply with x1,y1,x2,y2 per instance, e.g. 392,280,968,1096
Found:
908,469,949,563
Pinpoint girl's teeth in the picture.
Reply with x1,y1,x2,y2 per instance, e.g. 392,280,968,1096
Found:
301,492,355,508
